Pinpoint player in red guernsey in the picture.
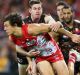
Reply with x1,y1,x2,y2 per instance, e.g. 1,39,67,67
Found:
4,13,80,75
4,13,61,75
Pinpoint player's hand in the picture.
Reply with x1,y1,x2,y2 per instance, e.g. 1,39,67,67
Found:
71,34,80,43
27,49,40,57
50,21,62,32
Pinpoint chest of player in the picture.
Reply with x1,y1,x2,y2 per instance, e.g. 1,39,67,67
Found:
11,35,37,48
35,33,59,56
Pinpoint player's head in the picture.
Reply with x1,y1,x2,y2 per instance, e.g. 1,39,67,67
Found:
4,13,23,35
62,6,73,24
4,13,23,27
29,0,43,19
56,1,68,20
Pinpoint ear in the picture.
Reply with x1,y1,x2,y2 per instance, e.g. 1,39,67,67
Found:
29,8,31,14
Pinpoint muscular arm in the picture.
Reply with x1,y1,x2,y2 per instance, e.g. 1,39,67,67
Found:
57,27,80,43
27,23,72,38
44,15,77,39
26,23,79,44
57,28,73,38
25,17,80,43
28,23,51,35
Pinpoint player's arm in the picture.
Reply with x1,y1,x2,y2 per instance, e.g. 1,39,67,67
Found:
27,23,51,35
16,45,40,57
44,15,80,43
26,15,62,35
57,28,73,38
27,23,67,36
16,45,29,56
57,28,80,43
45,15,62,32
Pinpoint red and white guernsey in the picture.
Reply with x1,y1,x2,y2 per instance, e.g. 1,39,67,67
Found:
10,24,37,50
11,24,62,57
36,33,60,56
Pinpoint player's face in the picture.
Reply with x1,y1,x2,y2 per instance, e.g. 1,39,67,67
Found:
62,8,73,23
4,21,15,35
29,3,43,19
57,5,64,19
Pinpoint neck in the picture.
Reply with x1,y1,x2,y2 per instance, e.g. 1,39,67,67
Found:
31,15,40,23
13,27,22,37
59,17,63,22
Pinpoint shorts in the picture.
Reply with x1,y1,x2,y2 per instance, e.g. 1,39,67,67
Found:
17,53,28,64
17,57,28,65
35,49,64,63
18,63,28,68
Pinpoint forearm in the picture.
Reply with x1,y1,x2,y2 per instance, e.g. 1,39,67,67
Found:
57,28,73,38
26,56,32,64
28,23,51,35
16,45,29,56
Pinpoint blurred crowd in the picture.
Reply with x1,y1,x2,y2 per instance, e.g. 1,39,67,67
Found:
0,0,80,75
0,31,18,75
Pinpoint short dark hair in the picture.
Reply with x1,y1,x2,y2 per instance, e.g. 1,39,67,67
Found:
56,1,68,7
4,13,23,27
63,4,73,12
56,1,73,12
29,0,41,8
